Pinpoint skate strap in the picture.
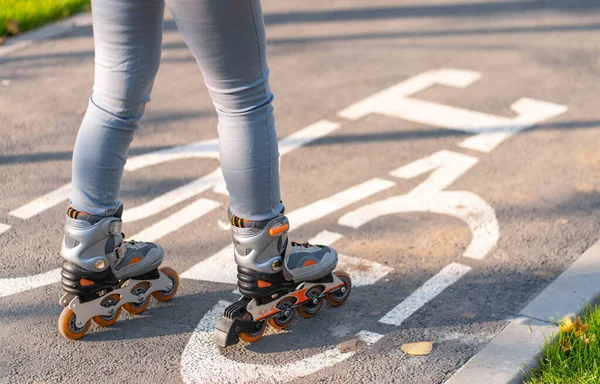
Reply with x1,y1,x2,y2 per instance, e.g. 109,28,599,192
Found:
108,220,122,235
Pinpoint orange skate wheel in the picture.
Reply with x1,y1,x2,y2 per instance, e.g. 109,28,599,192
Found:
297,286,324,318
58,307,90,340
92,294,122,326
239,313,266,343
151,267,179,302
267,298,296,330
326,271,352,307
123,282,151,315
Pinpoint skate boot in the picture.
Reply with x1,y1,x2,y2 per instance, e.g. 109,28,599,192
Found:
58,204,179,340
213,211,352,347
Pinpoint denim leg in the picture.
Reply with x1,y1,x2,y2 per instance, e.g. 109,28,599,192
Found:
167,0,283,221
70,0,165,216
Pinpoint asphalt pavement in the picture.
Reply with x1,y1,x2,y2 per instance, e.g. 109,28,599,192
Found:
1,0,600,383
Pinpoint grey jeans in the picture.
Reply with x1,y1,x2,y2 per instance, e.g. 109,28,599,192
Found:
70,0,283,221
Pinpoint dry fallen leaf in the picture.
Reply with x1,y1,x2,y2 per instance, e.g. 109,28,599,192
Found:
573,317,590,336
6,19,21,36
560,317,574,333
0,37,6,45
401,341,434,356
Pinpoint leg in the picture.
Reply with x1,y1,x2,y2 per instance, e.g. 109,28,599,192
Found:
167,0,283,221
70,0,165,216
59,0,180,341
165,0,350,347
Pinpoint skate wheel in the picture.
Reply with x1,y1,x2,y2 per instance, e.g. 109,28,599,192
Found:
326,271,352,307
58,307,90,340
267,298,296,330
297,286,324,318
152,266,179,302
93,294,122,327
239,313,266,343
123,282,151,315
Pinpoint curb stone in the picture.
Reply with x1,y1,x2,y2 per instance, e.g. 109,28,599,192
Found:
446,237,600,383
0,12,92,57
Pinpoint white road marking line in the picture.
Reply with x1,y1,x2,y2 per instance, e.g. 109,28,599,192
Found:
338,69,481,120
181,179,395,282
278,120,341,156
287,178,395,229
0,223,10,236
128,198,221,242
125,139,219,171
338,68,566,153
378,263,472,326
339,151,499,260
355,330,384,345
181,300,357,384
123,170,223,222
390,150,479,193
309,230,393,287
0,268,61,299
9,183,71,220
459,98,567,153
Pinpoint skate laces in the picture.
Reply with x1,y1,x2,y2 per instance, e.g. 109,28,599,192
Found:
291,241,316,248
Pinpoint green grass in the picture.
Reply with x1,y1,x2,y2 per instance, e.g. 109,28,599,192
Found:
0,0,90,37
524,305,600,384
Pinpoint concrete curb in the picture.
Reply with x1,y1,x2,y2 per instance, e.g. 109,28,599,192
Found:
0,12,92,57
446,237,600,383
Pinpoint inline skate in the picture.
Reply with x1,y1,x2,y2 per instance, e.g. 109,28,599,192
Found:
213,210,352,347
58,204,179,340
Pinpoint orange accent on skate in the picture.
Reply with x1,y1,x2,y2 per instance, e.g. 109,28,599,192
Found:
257,280,272,288
288,288,310,304
129,256,142,265
302,260,317,267
269,223,289,237
79,278,94,287
256,305,279,321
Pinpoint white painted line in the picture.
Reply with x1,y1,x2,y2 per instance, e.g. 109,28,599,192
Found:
0,268,61,299
181,179,395,282
379,263,471,326
337,69,566,153
339,192,498,261
308,229,344,245
355,330,384,345
181,300,357,384
287,178,395,229
0,223,10,236
9,183,71,219
123,170,223,222
390,150,479,193
125,139,219,171
340,151,499,260
180,244,236,283
338,69,481,120
128,198,221,242
278,120,341,156
459,98,567,152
